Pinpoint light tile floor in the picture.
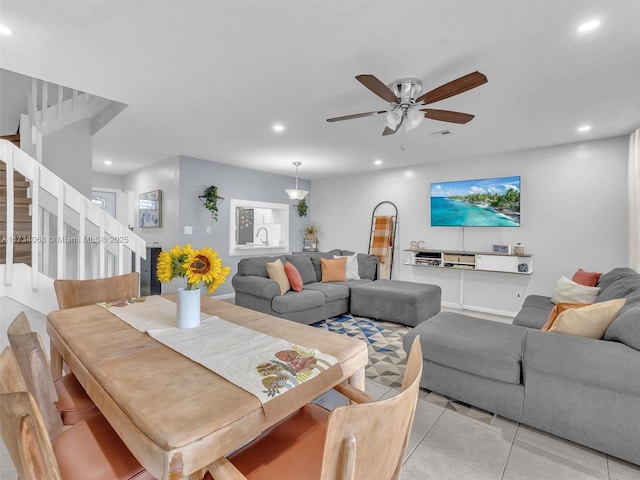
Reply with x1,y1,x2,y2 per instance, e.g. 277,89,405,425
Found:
2,297,639,480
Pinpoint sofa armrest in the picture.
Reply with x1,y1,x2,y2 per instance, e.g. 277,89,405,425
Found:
524,329,640,396
231,274,280,301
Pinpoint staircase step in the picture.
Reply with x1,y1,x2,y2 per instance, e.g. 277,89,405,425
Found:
0,197,31,205
0,134,20,147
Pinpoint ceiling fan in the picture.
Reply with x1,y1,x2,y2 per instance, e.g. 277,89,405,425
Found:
326,71,488,136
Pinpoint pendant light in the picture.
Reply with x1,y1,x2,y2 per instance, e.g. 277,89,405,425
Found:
285,161,309,200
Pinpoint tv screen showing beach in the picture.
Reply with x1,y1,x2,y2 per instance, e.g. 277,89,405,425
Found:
430,176,520,227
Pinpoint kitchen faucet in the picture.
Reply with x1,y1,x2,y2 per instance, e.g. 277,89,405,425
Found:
256,227,269,245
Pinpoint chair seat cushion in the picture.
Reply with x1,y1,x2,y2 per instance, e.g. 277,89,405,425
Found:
228,403,329,480
54,374,100,425
53,414,152,480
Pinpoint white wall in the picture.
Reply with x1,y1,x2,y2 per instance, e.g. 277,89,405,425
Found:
42,119,93,197
312,136,629,316
0,69,30,136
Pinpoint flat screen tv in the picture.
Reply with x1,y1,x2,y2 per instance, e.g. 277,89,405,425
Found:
430,176,520,227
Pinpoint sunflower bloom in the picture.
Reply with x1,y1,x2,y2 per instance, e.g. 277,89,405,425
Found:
157,243,229,295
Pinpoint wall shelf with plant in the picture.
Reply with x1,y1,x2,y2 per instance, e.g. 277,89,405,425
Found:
199,186,224,221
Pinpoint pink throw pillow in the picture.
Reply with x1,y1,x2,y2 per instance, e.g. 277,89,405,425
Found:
284,261,304,292
572,268,602,287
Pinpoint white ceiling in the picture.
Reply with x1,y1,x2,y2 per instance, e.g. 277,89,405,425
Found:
1,0,639,180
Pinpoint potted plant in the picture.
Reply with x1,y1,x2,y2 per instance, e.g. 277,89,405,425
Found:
305,224,320,241
295,197,308,217
199,186,223,221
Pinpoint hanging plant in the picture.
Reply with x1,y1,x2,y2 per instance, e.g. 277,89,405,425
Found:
198,186,224,221
295,198,308,217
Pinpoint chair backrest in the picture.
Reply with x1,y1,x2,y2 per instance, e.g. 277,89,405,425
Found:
320,336,423,480
53,271,140,309
0,347,62,480
7,312,64,439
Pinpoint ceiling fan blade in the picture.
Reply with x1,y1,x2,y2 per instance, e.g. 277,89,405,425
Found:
421,108,475,124
326,110,387,122
416,71,487,105
355,74,400,103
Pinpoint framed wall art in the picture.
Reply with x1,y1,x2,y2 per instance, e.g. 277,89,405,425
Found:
139,190,162,228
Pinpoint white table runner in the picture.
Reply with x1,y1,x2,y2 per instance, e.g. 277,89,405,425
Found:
147,317,338,404
99,296,340,409
97,295,210,332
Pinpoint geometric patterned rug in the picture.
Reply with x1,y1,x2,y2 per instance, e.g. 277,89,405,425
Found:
312,314,498,424
311,314,411,389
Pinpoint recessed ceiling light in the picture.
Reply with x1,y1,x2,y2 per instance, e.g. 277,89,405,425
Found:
577,19,600,33
578,125,591,133
0,24,13,35
104,160,112,165
272,124,285,133
374,159,382,166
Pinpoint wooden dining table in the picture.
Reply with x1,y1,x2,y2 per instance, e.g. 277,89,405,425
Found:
47,295,368,480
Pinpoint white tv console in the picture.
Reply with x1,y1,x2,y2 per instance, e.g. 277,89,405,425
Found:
404,248,533,275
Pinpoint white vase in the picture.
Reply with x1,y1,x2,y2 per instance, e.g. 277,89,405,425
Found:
177,287,201,329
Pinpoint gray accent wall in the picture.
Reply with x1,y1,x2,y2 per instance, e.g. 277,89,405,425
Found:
311,136,629,316
124,155,310,295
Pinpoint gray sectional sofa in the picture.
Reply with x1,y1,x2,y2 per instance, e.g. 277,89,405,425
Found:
404,267,640,466
232,249,379,324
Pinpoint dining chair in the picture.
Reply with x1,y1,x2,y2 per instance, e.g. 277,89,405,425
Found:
7,312,99,437
0,347,155,480
206,336,423,480
53,271,140,309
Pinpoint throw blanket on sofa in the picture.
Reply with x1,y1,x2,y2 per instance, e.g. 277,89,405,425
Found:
370,215,395,279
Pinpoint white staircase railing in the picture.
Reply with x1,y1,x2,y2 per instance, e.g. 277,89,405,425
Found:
19,77,126,162
1,139,146,288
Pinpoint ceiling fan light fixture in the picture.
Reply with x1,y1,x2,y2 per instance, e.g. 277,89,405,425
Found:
386,110,402,129
285,161,308,200
405,108,425,131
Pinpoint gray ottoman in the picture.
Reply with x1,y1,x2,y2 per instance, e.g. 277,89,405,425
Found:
350,279,441,326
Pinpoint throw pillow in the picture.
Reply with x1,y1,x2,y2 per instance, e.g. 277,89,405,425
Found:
548,298,626,339
572,268,603,287
541,302,591,331
266,259,290,295
321,257,347,282
333,253,361,280
284,261,303,292
550,276,600,304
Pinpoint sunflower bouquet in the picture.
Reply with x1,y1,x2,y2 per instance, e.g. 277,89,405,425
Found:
156,244,231,295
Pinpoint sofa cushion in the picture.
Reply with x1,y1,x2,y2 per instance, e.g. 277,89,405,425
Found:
551,276,600,304
408,312,527,385
340,250,379,281
513,295,554,329
287,255,317,285
271,289,325,314
548,298,626,339
303,282,350,302
524,328,640,396
596,268,638,291
604,299,640,350
596,274,640,303
238,255,285,277
305,252,336,282
266,259,290,295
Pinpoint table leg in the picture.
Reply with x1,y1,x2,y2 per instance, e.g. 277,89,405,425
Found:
348,367,365,391
50,339,63,380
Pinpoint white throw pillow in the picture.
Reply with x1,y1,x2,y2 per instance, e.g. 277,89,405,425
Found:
550,276,600,304
334,254,360,280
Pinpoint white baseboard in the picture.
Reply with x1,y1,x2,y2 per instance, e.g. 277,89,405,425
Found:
441,301,516,321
